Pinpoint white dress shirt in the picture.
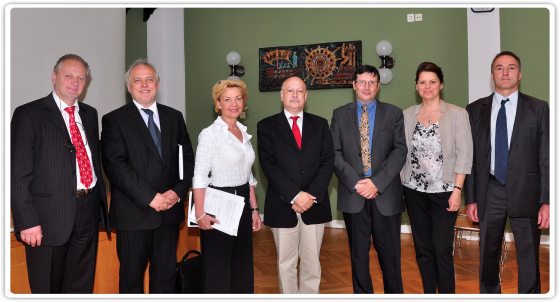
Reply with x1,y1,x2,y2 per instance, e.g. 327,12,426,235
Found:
192,116,257,189
283,109,313,204
284,109,303,136
490,90,518,174
132,99,161,130
53,92,97,190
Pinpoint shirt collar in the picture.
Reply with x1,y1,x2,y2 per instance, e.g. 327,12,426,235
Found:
52,91,79,113
132,99,159,116
493,90,519,107
356,99,377,111
284,108,304,121
214,116,248,132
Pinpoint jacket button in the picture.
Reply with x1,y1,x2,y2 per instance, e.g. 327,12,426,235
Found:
73,171,76,175
301,170,305,174
300,152,304,155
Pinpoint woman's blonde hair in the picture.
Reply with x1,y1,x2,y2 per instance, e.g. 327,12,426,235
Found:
212,79,248,114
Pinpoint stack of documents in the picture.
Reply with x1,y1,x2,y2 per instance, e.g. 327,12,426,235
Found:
188,188,245,236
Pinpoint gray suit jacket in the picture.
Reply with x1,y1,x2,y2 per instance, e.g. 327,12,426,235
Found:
330,100,407,215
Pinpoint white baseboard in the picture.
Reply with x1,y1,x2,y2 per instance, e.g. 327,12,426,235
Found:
324,219,550,245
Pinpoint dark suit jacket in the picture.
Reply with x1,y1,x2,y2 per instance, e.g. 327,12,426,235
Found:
257,111,334,228
101,102,194,231
464,92,549,219
11,93,110,246
330,100,407,216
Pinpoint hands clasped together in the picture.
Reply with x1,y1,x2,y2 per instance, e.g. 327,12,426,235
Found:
149,190,179,212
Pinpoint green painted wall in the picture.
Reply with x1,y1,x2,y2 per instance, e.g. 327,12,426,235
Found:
500,8,550,102
499,7,550,236
184,8,469,223
125,8,147,103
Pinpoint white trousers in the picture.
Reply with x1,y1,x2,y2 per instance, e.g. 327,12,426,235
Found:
271,213,325,294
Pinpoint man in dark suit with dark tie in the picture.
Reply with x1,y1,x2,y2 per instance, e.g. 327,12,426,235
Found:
257,76,334,294
101,59,195,293
11,54,110,293
330,65,407,294
465,51,549,294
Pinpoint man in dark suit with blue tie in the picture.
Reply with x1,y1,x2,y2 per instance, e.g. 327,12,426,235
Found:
101,59,195,293
11,54,110,293
465,51,549,294
330,65,407,293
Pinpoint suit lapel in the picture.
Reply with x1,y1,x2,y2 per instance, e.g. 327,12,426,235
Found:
77,104,97,151
371,100,384,146
510,93,528,144
158,104,172,164
276,113,300,151
345,101,361,147
125,102,163,163
300,112,315,151
43,94,72,143
481,95,493,157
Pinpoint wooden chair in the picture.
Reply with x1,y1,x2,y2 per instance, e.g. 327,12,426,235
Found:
453,208,507,282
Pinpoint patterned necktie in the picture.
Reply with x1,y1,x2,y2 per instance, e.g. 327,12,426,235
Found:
494,99,509,185
360,105,371,173
291,116,302,149
64,106,93,188
142,109,162,158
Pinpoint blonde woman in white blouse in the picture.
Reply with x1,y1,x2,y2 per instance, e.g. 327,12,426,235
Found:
192,79,261,293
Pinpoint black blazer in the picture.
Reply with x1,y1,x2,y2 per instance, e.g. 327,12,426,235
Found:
257,111,334,228
330,100,407,216
101,102,195,231
464,92,549,219
11,93,110,246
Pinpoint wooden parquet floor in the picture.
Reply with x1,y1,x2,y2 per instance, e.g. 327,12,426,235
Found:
253,225,550,294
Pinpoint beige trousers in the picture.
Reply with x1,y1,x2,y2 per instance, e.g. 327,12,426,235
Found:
271,213,325,294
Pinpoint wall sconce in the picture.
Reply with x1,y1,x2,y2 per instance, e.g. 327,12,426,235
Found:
376,40,394,84
226,51,245,81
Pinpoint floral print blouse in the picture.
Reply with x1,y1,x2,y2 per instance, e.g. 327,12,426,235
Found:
403,122,454,193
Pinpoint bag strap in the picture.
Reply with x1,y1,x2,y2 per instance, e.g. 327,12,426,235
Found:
181,250,201,262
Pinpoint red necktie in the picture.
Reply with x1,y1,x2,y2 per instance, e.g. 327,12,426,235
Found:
291,116,301,149
65,106,93,188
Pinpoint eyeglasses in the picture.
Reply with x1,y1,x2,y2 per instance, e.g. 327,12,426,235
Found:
62,120,88,149
282,89,306,95
355,80,378,87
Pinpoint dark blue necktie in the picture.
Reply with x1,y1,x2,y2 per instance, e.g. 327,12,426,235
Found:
494,99,509,185
142,109,162,158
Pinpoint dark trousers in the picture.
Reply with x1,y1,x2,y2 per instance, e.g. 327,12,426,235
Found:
116,223,179,293
479,178,542,294
342,198,403,294
403,187,457,294
200,183,254,293
25,186,101,293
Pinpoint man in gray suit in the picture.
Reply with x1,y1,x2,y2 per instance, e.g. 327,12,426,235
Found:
330,64,407,294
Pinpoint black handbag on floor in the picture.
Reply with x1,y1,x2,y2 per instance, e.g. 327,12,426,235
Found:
175,250,203,293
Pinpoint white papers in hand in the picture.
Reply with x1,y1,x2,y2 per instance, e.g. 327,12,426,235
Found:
187,187,245,236
178,144,183,180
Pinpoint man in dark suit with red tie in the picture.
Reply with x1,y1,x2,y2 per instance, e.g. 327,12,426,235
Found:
11,54,110,293
257,76,334,294
101,59,194,293
465,51,549,293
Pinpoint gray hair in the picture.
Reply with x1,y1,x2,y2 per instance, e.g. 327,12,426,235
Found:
53,54,90,78
124,58,160,85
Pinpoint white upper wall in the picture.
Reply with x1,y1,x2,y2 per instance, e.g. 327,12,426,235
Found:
147,8,186,119
9,7,127,133
467,8,501,103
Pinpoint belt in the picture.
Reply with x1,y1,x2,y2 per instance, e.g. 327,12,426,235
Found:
76,188,93,197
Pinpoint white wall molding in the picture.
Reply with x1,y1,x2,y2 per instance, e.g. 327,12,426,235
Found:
147,8,186,118
467,8,501,103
